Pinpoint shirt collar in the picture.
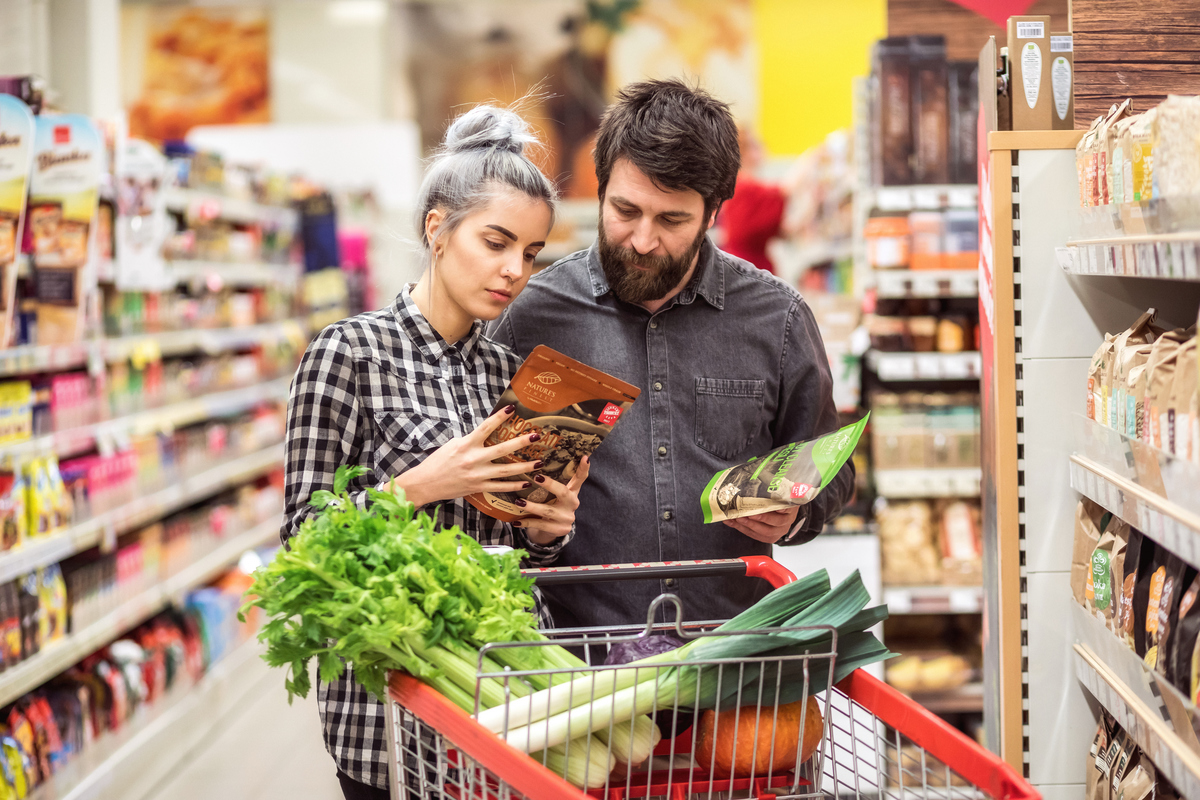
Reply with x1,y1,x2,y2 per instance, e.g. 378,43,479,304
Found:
393,284,484,363
584,236,725,311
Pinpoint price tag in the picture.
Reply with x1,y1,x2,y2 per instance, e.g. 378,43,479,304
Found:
881,356,916,381
100,520,117,554
1055,247,1074,272
949,589,980,612
912,187,941,209
915,354,942,378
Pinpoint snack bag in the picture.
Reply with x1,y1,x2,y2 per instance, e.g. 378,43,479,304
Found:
1089,334,1116,423
466,345,640,522
1072,499,1105,607
701,415,868,524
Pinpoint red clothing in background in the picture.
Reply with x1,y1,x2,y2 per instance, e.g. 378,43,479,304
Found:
719,175,787,274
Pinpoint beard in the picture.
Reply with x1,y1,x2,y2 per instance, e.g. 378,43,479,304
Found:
597,222,707,305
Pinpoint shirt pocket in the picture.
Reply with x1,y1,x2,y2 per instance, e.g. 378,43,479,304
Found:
694,377,766,460
371,397,457,477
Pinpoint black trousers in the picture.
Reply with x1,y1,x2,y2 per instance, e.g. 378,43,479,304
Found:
337,771,390,800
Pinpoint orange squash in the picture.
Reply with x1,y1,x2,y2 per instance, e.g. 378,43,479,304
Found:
694,696,823,778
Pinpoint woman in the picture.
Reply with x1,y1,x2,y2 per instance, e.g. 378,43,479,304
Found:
282,105,586,800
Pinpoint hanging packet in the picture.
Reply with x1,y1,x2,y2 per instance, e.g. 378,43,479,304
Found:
701,415,869,523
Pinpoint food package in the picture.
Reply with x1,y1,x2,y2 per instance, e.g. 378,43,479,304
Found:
1089,333,1116,423
879,500,941,586
700,415,867,523
1108,728,1137,800
1086,716,1113,800
1117,756,1156,800
0,474,26,552
1169,339,1198,459
939,500,982,585
1143,331,1190,448
1072,499,1106,607
1093,518,1131,633
1078,115,1104,208
1171,574,1200,694
886,652,972,693
1101,101,1135,206
1152,96,1200,200
466,345,640,522
1141,549,1192,671
1120,529,1149,651
1109,309,1159,432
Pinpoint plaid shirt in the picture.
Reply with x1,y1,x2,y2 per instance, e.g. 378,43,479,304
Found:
283,285,566,789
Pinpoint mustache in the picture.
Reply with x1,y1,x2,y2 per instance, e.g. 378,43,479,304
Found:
611,246,673,271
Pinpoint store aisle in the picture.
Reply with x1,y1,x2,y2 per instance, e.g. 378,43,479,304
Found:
145,664,343,800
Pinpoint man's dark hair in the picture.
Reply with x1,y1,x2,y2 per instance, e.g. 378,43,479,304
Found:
593,79,740,218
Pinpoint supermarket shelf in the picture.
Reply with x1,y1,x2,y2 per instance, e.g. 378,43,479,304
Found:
1070,415,1200,568
166,260,300,288
0,320,308,378
909,682,984,714
163,187,298,228
874,269,978,299
882,585,983,614
0,376,291,465
0,444,283,586
1075,640,1200,800
867,350,981,381
866,184,978,212
0,515,280,709
875,468,981,499
29,636,269,800
1062,237,1200,280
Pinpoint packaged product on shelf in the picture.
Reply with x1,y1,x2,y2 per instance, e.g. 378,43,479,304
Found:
1153,95,1200,200
0,95,35,350
1007,16,1053,131
1109,116,1136,208
1108,727,1137,800
1143,330,1190,448
1109,309,1159,432
1086,716,1113,800
7,709,38,784
1125,531,1154,655
17,574,39,660
1168,338,1198,459
37,565,67,647
1102,101,1135,207
910,36,949,185
0,472,27,551
1150,554,1196,683
1078,116,1103,208
942,209,979,270
1050,33,1074,130
939,500,982,584
864,216,910,269
1088,335,1116,423
1170,574,1200,693
1140,548,1189,670
1117,755,1155,800
0,582,21,668
1071,499,1104,607
872,38,913,186
947,63,979,185
1127,109,1157,206
1093,517,1131,632
908,212,944,270
879,500,941,585
907,316,937,352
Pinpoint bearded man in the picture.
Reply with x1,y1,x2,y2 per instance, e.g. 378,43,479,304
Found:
490,78,853,627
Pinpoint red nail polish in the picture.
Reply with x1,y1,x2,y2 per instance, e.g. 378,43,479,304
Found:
533,460,544,469
512,521,521,528
529,433,542,442
515,499,527,507
504,404,515,414
522,482,531,489
535,475,546,484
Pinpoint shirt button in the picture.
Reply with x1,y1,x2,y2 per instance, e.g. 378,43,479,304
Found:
657,445,667,456
662,510,673,521
653,381,663,392
664,578,677,588
649,320,659,330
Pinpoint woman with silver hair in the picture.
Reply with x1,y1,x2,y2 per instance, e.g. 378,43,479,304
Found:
281,104,588,799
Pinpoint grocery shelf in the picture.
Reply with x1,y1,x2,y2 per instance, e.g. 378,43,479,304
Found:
0,376,291,465
867,350,981,381
866,184,977,212
0,515,280,709
0,444,283,586
1070,415,1200,569
909,682,984,714
1061,236,1200,280
882,585,983,614
166,260,300,288
0,320,308,378
874,269,978,299
874,468,981,499
1075,640,1200,800
163,187,298,228
28,636,269,800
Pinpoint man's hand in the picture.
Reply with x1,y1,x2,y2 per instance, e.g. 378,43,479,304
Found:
723,506,801,544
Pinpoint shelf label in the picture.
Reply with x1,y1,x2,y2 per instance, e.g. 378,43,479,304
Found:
949,589,980,612
1055,247,1074,272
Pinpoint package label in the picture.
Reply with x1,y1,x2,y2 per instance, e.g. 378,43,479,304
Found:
1022,43,1043,109
1017,21,1045,38
28,115,102,270
1051,35,1073,52
115,138,170,290
0,95,35,347
1053,58,1072,121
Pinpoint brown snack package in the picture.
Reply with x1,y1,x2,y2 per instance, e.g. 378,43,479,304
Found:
1116,752,1155,800
1089,334,1116,424
1172,574,1200,694
1154,555,1197,685
1169,339,1198,458
1072,498,1105,608
1109,309,1159,431
1144,331,1190,448
466,345,640,522
1077,115,1103,207
1086,719,1108,800
1106,520,1132,635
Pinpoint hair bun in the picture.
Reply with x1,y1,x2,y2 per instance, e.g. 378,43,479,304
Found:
443,105,538,156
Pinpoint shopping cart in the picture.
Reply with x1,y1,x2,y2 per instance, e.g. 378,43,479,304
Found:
383,557,1037,800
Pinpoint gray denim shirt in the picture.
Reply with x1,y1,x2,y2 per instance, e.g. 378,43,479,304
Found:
489,237,853,628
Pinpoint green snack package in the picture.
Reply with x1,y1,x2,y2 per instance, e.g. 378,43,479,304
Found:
701,414,869,524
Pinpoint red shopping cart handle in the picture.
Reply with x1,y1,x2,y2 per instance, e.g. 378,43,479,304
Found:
524,556,796,589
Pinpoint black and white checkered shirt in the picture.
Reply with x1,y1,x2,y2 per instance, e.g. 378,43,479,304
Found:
282,285,566,789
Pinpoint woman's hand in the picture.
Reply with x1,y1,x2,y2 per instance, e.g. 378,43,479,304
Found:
393,405,541,508
514,456,591,545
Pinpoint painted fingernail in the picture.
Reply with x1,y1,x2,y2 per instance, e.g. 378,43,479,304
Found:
504,404,515,414
529,433,541,442
535,475,546,484
533,460,544,469
512,521,521,528
522,482,531,489
515,499,528,507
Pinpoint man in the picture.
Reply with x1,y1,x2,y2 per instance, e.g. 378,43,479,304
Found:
490,79,853,628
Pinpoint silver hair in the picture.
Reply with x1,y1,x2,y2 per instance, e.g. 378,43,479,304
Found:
416,105,558,263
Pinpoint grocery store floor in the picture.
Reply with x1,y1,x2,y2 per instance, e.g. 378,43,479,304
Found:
146,662,343,800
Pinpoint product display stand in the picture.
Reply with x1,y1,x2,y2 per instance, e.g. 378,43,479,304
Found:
979,126,1200,795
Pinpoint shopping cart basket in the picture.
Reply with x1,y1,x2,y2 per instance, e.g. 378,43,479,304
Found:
384,556,1037,800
